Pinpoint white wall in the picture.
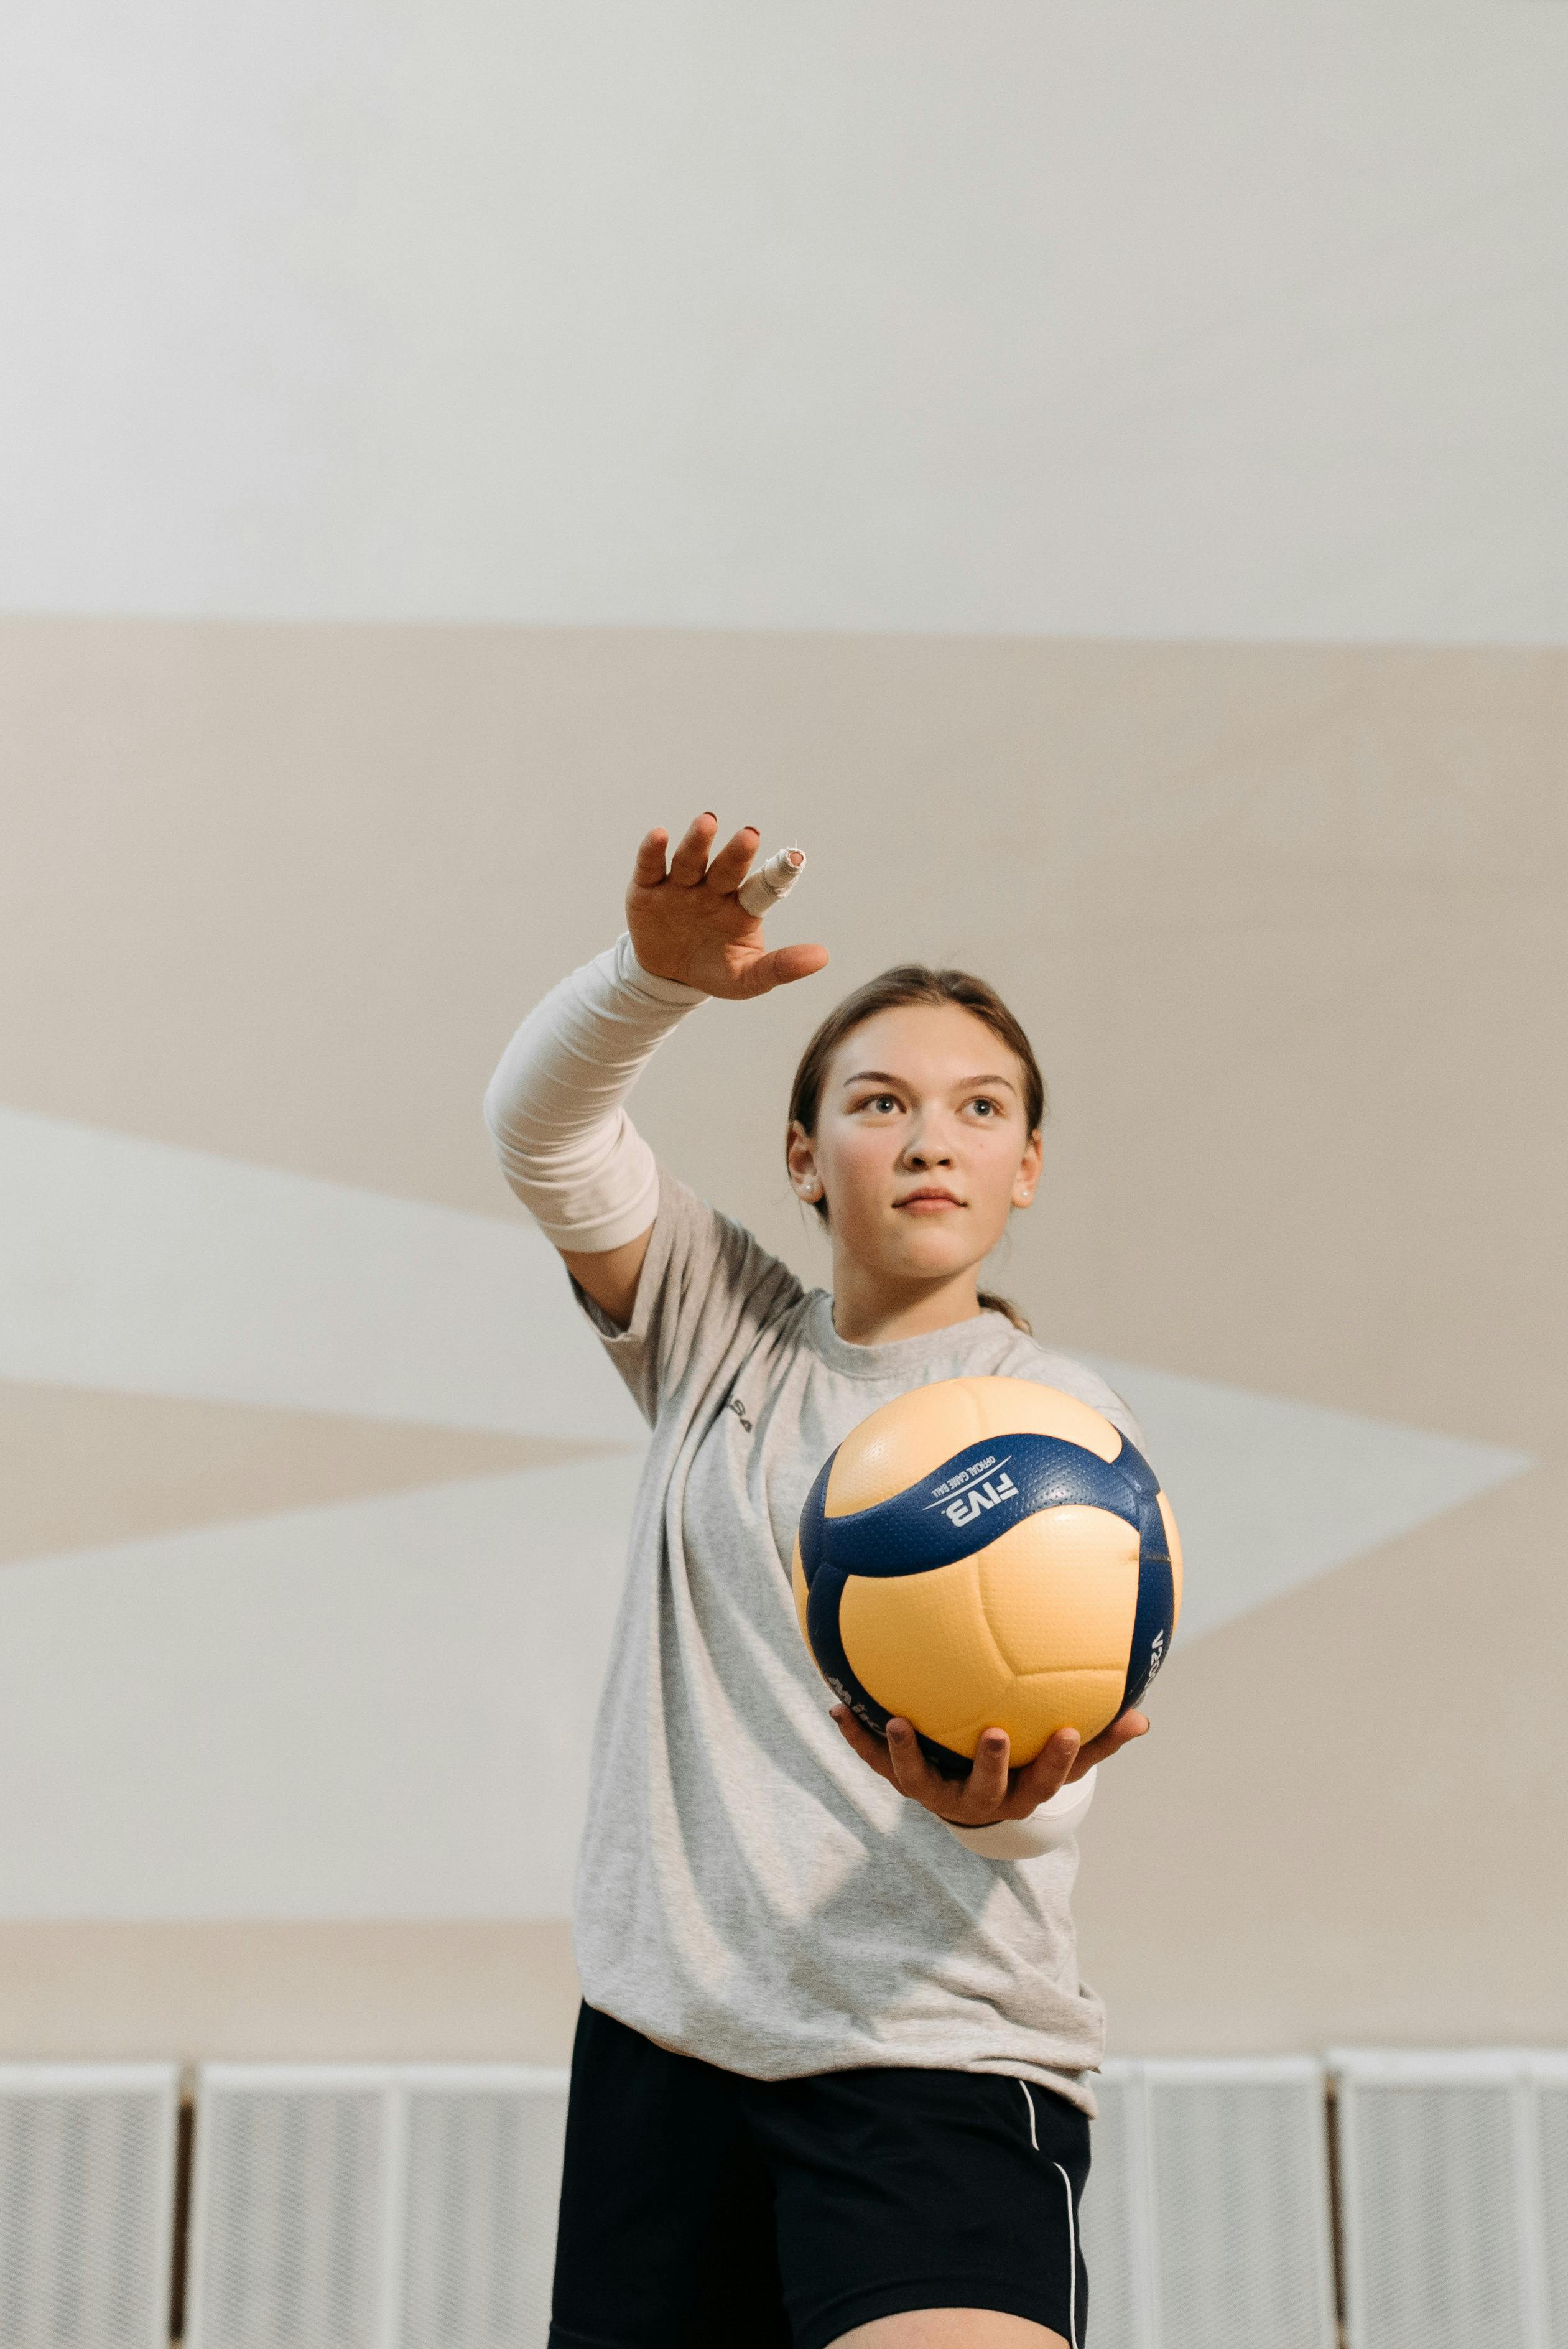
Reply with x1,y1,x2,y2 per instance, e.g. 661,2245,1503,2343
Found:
4,0,1566,641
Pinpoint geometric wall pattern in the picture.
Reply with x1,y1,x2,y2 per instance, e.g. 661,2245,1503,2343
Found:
1084,1358,1529,1645
0,1103,1530,1918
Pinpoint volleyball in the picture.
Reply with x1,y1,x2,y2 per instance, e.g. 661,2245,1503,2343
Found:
792,1376,1181,1777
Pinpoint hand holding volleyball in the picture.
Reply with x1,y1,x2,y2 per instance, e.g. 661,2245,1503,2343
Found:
798,1375,1180,1828
830,1701,1147,1830
628,812,828,1000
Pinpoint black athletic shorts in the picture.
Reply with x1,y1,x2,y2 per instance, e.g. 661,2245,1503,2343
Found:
549,2004,1090,2349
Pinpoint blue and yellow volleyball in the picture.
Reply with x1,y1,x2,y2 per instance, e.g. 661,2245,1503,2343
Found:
792,1376,1182,1777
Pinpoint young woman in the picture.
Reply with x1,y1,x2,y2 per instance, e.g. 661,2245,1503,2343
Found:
485,814,1151,2349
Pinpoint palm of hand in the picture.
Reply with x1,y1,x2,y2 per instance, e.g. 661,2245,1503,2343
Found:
628,873,769,1000
628,816,828,1001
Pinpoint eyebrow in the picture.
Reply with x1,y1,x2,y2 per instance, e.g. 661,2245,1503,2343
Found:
839,1069,1019,1094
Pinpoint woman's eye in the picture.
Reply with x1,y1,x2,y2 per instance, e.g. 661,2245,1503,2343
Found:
968,1097,1006,1119
853,1094,899,1115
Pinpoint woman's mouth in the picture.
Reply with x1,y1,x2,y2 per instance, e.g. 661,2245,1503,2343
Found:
894,1189,965,1212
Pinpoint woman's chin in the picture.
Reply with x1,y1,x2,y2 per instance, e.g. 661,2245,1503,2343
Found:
876,1234,993,1286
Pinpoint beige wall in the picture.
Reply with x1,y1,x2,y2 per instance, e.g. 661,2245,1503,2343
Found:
2,616,1562,2058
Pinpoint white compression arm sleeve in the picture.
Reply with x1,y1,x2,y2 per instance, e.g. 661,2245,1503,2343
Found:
483,933,706,1251
942,1767,1097,1861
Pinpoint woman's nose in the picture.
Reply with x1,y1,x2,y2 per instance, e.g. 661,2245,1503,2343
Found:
901,1125,952,1167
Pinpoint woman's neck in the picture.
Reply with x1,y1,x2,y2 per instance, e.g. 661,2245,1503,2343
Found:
829,1259,986,1348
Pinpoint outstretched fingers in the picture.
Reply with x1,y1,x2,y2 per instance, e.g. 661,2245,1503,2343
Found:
631,828,669,889
667,811,718,887
706,823,761,898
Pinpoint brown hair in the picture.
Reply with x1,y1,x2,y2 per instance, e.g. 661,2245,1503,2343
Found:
786,965,1046,1333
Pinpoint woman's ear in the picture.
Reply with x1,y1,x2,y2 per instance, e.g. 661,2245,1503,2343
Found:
786,1120,823,1204
1012,1128,1044,1209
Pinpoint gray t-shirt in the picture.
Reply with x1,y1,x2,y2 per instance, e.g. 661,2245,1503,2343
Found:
571,1174,1143,2116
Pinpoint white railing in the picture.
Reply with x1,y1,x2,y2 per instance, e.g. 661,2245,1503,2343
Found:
5,2050,1568,2347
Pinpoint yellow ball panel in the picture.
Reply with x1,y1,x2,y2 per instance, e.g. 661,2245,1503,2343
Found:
791,1536,811,1648
825,1382,993,1516
975,1507,1140,1676
1159,1489,1183,1630
838,1557,1015,1733
825,1375,1122,1517
936,1667,1129,1762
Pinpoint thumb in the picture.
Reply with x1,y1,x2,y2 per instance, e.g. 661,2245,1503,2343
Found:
738,942,831,998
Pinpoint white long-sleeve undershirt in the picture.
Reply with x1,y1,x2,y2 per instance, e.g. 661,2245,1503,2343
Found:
483,933,705,1253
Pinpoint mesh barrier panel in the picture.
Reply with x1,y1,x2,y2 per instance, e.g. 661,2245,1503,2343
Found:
399,2083,567,2349
188,2077,384,2348
32,2049,1557,2349
1336,2065,1531,2349
187,2067,570,2349
1079,2065,1151,2349
1077,2062,1334,2349
1148,2071,1336,2349
0,2067,177,2349
1535,2082,1568,2349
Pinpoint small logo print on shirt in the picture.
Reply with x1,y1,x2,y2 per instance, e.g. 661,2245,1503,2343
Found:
726,1395,754,1433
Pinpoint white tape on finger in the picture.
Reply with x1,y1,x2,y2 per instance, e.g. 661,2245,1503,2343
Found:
738,845,805,918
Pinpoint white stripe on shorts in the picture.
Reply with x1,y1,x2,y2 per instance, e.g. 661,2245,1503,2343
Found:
1054,2160,1080,2349
1015,2080,1079,2349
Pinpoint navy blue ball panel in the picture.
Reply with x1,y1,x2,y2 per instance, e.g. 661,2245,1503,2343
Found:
797,1452,833,1589
1120,1491,1176,1713
804,1565,889,1736
908,1724,980,1780
820,1431,1159,1580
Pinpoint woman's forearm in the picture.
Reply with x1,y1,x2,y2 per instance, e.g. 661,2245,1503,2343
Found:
483,933,706,1252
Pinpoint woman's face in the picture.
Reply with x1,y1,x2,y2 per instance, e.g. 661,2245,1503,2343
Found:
787,1003,1042,1291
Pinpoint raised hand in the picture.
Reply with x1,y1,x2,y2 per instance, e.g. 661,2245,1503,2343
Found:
829,1705,1150,1829
628,815,830,1000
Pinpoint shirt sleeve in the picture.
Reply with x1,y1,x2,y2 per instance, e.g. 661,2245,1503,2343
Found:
570,1171,804,1427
